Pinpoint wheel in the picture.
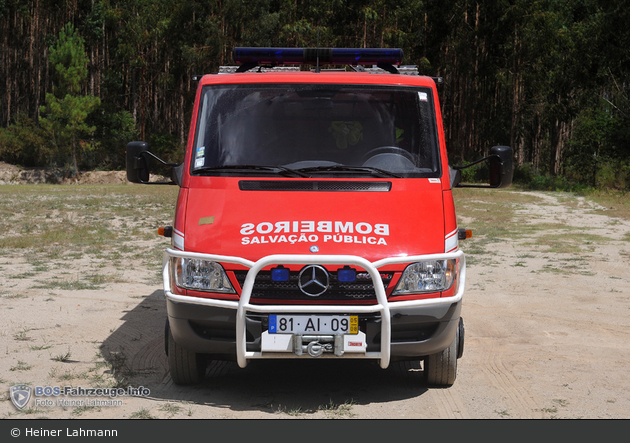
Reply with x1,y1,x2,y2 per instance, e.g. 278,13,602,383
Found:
424,325,459,387
361,146,415,163
456,317,465,359
166,321,206,385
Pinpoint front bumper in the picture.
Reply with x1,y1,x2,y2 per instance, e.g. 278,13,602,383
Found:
163,249,465,369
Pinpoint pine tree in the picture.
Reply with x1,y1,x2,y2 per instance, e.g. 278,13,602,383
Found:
39,23,100,176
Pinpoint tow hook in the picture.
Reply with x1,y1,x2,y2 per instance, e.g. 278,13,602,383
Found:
293,335,344,357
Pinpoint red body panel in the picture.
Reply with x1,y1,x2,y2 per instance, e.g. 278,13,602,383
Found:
181,177,445,263
170,69,461,305
171,188,188,251
175,71,457,262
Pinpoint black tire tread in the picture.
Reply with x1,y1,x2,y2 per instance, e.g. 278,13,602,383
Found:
424,331,458,387
167,327,205,385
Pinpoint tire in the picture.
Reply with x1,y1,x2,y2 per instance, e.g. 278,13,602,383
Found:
456,317,465,359
424,325,459,387
166,322,206,385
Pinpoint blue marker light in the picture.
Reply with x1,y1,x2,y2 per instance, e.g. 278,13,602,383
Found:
233,48,304,64
271,267,290,282
332,48,403,64
337,267,356,282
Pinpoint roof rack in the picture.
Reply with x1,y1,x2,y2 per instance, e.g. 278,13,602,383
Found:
217,65,420,75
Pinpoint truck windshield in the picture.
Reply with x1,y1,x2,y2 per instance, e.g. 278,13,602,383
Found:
191,83,440,178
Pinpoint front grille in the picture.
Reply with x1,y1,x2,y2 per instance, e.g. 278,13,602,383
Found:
239,180,392,192
233,269,393,302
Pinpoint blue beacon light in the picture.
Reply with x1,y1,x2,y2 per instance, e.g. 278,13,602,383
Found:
271,267,290,282
233,47,403,66
337,267,357,282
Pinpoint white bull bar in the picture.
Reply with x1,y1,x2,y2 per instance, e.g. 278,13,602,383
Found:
163,248,466,369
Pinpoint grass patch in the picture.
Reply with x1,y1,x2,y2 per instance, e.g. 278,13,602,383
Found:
29,343,52,351
52,350,72,362
523,232,611,254
14,407,48,415
0,184,178,251
14,329,32,341
583,190,630,221
318,399,356,418
453,188,548,253
3,293,28,299
158,403,182,417
129,407,157,419
0,184,177,302
10,361,33,371
71,405,101,416
33,277,104,291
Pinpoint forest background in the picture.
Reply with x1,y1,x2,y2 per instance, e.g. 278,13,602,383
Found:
1,0,629,190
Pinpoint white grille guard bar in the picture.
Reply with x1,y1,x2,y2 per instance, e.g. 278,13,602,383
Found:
163,248,466,369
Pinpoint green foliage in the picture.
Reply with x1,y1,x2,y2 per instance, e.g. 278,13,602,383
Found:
595,161,630,190
86,109,138,170
0,115,50,166
146,132,185,176
48,23,89,97
38,23,100,175
514,163,593,193
513,163,537,185
0,0,629,187
564,90,630,191
459,161,489,184
527,174,576,193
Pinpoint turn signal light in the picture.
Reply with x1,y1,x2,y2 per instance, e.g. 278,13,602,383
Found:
458,229,472,240
158,226,173,238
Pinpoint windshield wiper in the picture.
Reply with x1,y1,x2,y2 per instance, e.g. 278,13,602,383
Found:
195,164,309,178
295,165,402,178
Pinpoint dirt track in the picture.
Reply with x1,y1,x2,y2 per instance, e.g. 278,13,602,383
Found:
1,180,629,419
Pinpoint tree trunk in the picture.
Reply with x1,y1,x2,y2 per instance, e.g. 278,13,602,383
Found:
72,133,78,177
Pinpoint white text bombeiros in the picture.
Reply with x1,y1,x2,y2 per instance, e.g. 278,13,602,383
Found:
240,221,390,246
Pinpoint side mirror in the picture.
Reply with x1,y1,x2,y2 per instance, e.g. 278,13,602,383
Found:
451,145,513,189
449,166,462,189
126,141,150,183
125,141,181,185
488,145,513,188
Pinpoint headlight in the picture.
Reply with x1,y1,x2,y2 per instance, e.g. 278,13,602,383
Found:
393,259,457,295
172,258,235,293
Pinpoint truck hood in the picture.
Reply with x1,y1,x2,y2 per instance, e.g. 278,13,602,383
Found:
181,178,446,263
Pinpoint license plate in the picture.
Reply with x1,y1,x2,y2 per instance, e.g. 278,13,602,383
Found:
269,315,358,335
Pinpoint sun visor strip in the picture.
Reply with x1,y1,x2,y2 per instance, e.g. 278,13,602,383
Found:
239,181,392,192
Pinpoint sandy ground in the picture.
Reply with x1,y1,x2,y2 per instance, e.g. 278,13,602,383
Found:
1,164,630,419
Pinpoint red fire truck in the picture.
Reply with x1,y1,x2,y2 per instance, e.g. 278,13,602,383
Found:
126,47,513,387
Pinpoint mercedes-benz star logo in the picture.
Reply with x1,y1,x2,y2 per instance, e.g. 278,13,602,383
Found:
298,265,330,297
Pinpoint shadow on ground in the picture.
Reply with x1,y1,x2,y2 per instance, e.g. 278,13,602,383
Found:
100,290,431,415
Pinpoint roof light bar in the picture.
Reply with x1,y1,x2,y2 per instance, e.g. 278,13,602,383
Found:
233,47,403,66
